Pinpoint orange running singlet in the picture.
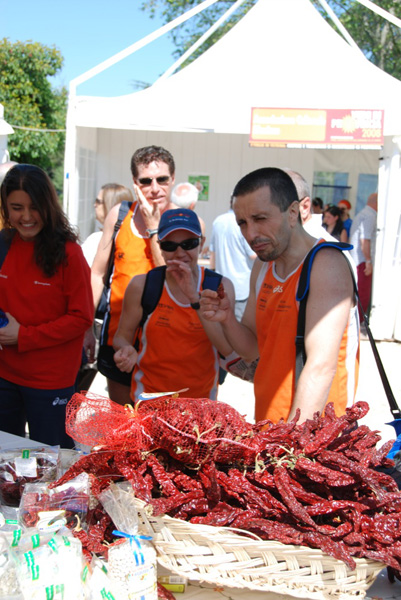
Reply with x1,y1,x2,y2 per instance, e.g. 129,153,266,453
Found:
132,267,219,401
254,249,359,423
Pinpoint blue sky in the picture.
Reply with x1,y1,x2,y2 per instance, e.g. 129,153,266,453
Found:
2,0,179,96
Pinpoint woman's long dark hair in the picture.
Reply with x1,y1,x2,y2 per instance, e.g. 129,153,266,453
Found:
0,164,78,277
323,205,344,241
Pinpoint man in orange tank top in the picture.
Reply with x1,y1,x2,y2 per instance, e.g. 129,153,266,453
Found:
200,168,359,424
89,146,177,405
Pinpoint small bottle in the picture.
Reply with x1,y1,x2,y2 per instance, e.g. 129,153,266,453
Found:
0,310,8,328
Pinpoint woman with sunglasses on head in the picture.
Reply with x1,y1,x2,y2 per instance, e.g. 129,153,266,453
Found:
82,184,134,268
322,205,348,243
113,208,235,402
0,164,93,447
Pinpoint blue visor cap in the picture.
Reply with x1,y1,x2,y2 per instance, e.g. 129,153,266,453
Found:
158,208,202,240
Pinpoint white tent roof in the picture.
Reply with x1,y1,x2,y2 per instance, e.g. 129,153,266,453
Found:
72,0,401,136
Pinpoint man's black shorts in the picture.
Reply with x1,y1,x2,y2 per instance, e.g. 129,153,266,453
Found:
97,344,133,387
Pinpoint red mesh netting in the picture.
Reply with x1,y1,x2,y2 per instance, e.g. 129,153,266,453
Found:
66,393,259,464
66,392,152,451
136,396,257,465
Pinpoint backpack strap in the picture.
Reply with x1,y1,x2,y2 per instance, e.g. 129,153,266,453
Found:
115,200,132,232
104,201,132,285
139,266,167,327
295,241,354,383
0,230,16,269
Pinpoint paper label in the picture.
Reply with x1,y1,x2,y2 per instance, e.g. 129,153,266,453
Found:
138,388,189,400
14,456,37,478
37,510,67,532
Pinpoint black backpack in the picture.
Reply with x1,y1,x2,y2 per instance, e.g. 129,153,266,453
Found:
95,201,132,320
0,230,16,269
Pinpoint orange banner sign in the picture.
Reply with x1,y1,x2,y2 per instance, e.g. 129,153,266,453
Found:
250,108,384,148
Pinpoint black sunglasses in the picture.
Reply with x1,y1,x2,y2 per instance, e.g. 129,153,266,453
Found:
137,176,170,186
94,198,104,206
159,238,201,252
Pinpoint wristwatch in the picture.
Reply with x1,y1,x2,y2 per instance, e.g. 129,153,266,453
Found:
190,300,201,310
147,229,158,238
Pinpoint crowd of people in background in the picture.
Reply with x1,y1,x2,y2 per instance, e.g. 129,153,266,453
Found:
0,147,377,447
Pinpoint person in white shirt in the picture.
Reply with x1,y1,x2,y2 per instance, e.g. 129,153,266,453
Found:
349,193,378,320
209,197,256,321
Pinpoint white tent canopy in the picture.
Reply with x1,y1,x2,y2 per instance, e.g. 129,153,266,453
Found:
70,0,401,135
64,0,401,340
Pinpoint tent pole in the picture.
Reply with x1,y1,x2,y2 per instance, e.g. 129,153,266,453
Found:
63,84,78,226
353,0,401,29
70,0,220,90
154,0,249,83
315,0,365,53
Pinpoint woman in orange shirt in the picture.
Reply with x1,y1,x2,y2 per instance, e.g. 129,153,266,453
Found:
113,209,234,402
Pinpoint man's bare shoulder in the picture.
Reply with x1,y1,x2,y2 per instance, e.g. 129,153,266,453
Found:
310,245,351,267
309,247,354,291
251,257,265,277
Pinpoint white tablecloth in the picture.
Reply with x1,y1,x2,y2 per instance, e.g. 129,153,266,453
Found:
0,430,47,450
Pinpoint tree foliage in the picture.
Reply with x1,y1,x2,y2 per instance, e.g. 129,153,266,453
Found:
312,0,401,80
141,0,401,80
141,1,254,65
0,39,67,192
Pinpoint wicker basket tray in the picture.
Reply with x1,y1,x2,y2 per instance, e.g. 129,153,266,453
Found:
134,498,385,600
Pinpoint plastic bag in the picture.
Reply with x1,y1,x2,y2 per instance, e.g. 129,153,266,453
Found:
0,505,19,534
0,533,21,599
85,556,120,600
0,447,59,507
99,482,157,600
18,473,90,532
56,448,85,478
98,482,139,536
10,527,85,599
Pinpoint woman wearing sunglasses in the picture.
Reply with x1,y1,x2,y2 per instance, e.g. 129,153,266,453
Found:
113,208,235,402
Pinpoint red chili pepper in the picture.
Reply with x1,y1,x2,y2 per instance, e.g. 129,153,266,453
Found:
273,466,319,529
295,456,355,487
198,462,221,505
245,518,304,546
150,490,204,516
171,470,203,492
302,530,356,570
190,502,243,526
146,453,179,497
172,497,210,520
217,283,225,299
157,582,176,600
50,450,116,488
